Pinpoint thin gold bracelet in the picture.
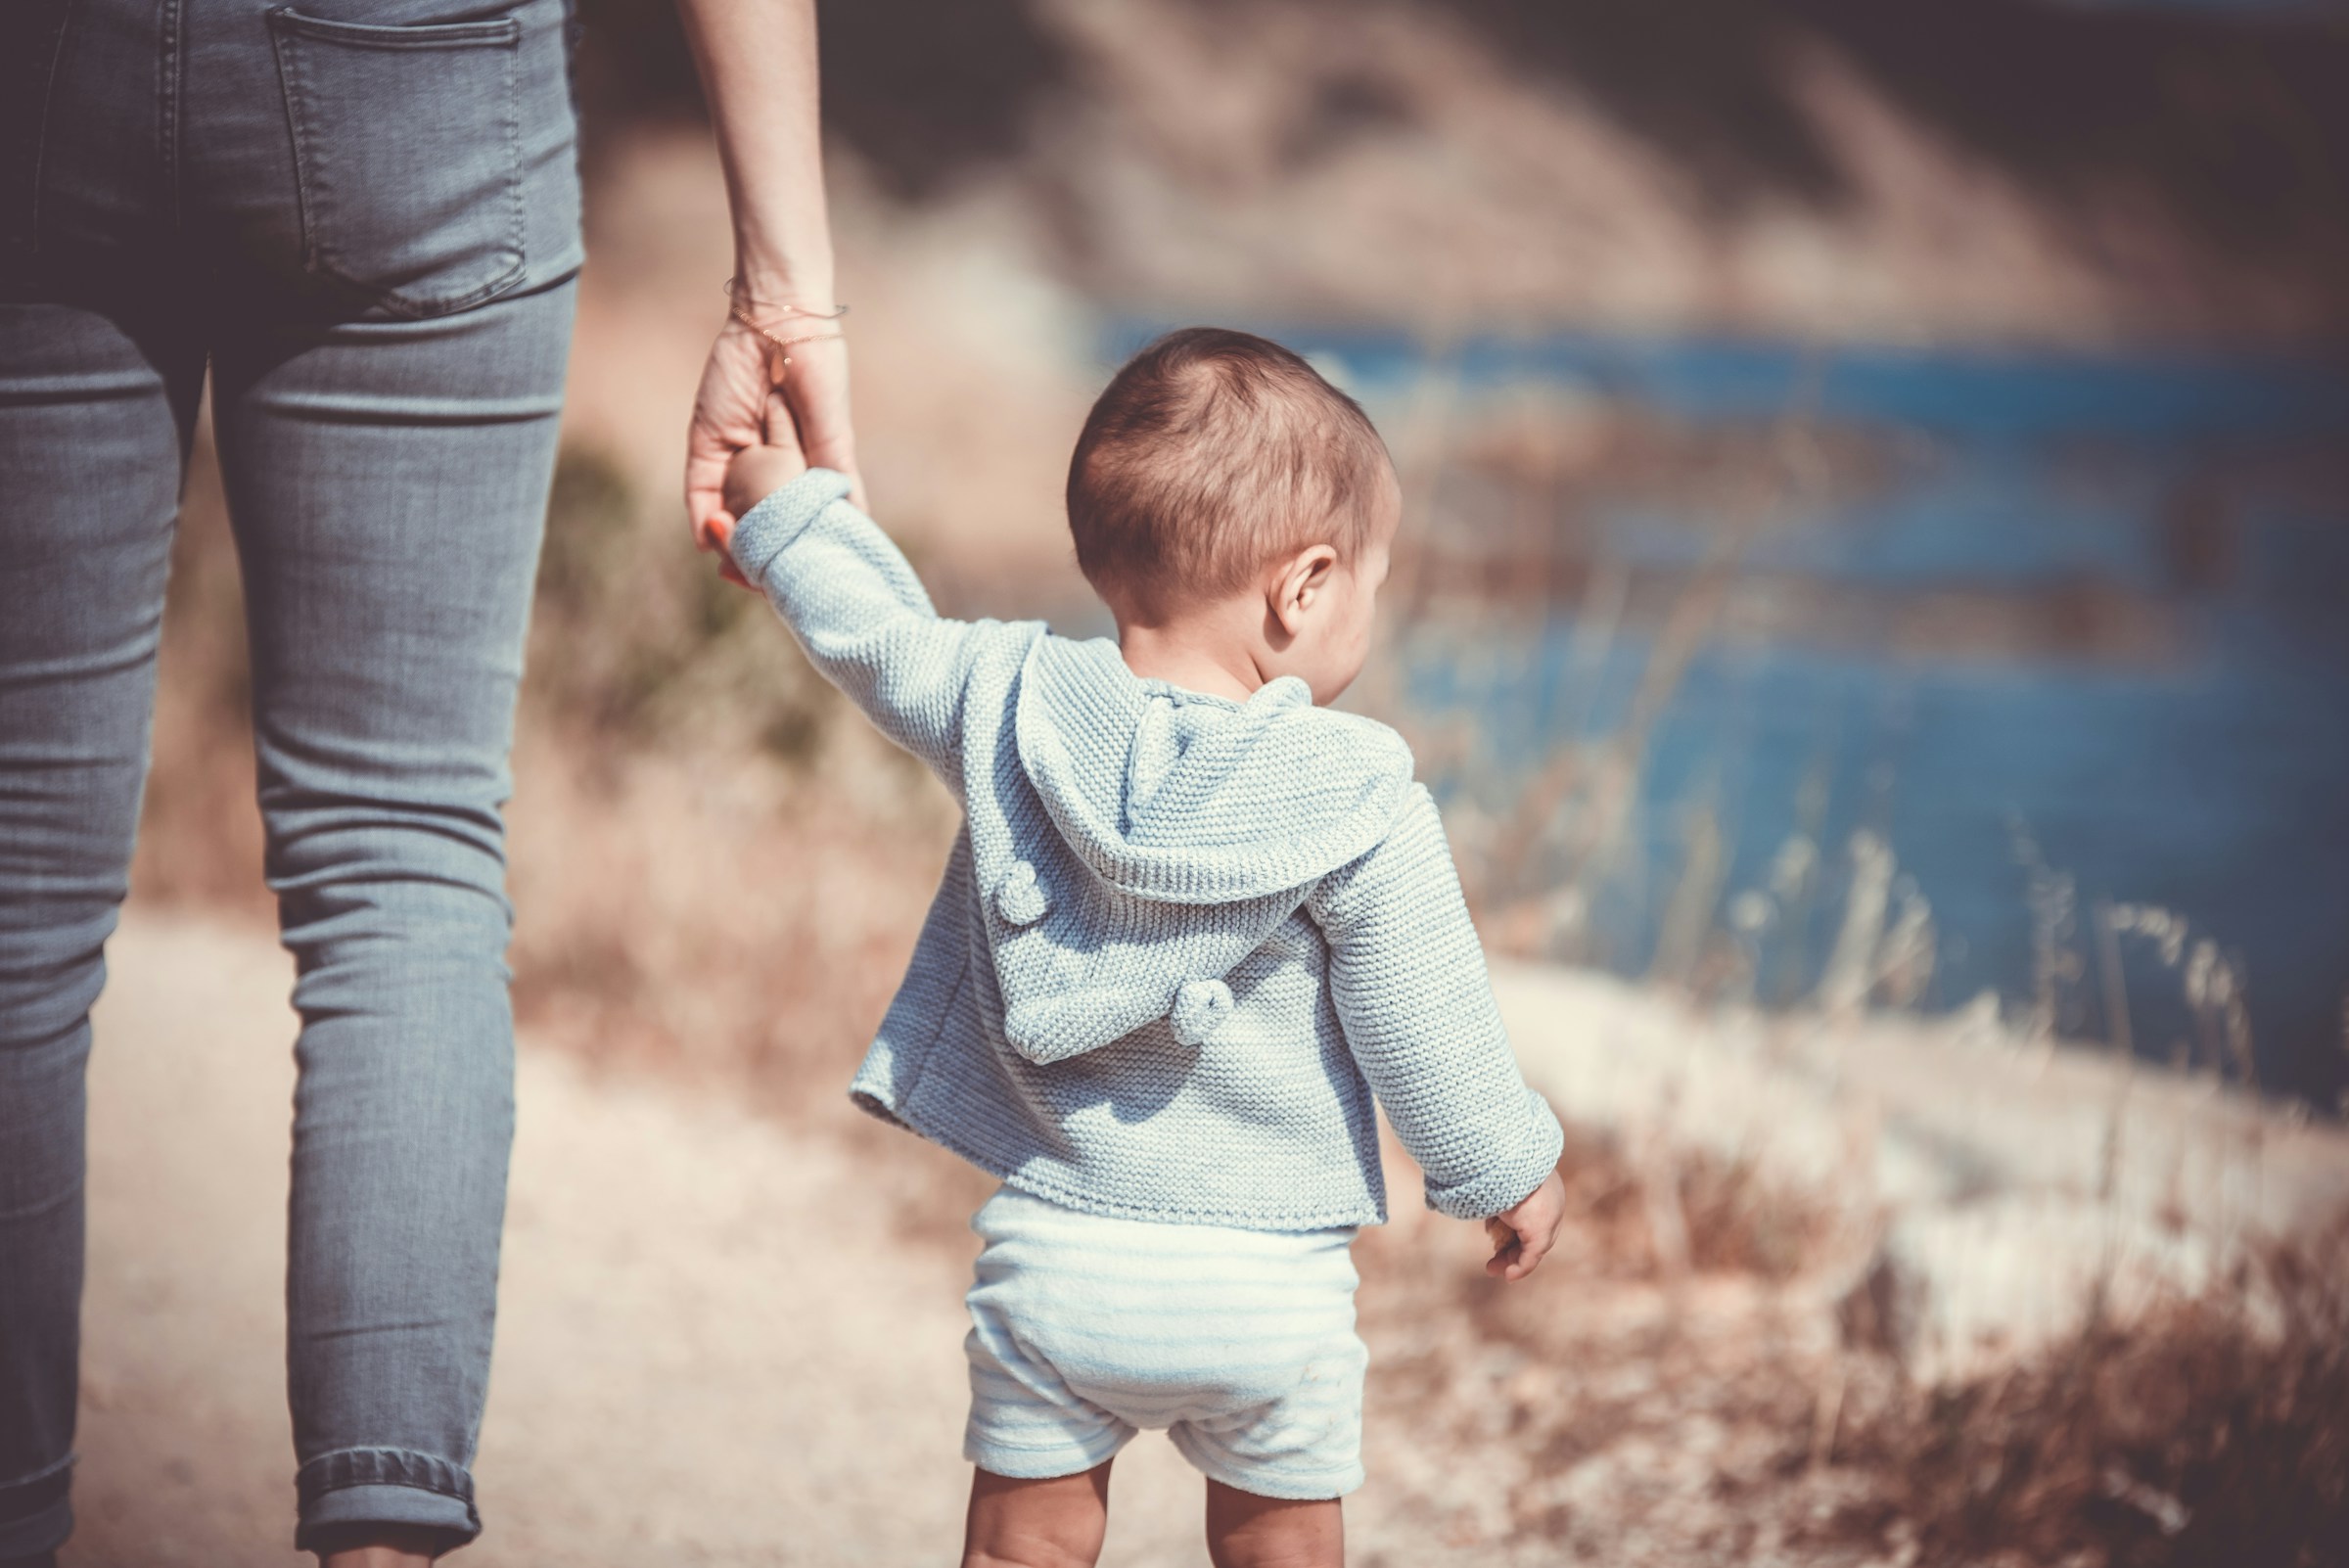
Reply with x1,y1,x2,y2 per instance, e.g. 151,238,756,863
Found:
723,280,847,374
729,307,844,373
722,277,849,319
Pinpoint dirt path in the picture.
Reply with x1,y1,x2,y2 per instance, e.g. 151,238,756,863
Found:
75,912,2340,1566
66,913,1221,1567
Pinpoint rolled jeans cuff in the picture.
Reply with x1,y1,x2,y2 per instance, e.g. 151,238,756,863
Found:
0,1453,72,1560
294,1449,480,1553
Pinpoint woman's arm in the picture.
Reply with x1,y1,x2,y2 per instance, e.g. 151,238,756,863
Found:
675,0,862,553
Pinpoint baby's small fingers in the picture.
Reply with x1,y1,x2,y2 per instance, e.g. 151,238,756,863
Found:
1506,1229,1556,1281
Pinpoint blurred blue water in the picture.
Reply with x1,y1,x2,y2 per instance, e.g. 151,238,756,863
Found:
1280,330,2349,442
1103,323,2349,1105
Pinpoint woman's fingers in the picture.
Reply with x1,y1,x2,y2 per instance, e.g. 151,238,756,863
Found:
761,386,805,461
779,338,861,504
685,434,735,552
685,324,773,546
702,509,754,590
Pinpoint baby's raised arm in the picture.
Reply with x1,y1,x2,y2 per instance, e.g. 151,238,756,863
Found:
1307,786,1568,1277
719,454,999,788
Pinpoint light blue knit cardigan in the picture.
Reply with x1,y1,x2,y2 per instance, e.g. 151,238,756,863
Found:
729,468,1564,1230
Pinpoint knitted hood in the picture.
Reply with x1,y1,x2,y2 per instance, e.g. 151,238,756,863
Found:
976,634,1414,1065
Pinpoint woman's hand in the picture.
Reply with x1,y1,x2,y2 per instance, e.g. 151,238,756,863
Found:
685,319,859,587
1483,1168,1567,1281
685,318,778,556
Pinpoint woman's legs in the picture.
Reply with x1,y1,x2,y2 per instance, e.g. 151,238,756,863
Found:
0,297,205,1563
6,0,582,1550
207,277,576,1555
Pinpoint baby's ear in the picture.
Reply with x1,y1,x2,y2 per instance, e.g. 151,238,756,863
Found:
1271,543,1341,631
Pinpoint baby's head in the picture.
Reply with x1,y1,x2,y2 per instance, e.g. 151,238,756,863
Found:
1069,328,1398,705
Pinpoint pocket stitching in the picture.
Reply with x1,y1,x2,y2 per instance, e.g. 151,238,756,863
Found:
270,10,522,49
8,0,74,262
266,6,529,318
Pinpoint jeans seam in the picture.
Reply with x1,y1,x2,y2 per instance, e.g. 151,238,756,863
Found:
0,1450,76,1498
295,1447,477,1511
19,0,73,260
159,0,182,236
0,1450,75,1539
460,30,529,319
265,10,316,276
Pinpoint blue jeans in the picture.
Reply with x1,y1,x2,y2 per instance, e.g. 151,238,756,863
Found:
0,0,581,1555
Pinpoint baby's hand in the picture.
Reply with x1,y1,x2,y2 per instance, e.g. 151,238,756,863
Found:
723,442,808,530
1483,1168,1566,1281
714,392,811,564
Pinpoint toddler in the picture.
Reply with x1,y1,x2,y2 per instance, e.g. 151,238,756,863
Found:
717,328,1567,1568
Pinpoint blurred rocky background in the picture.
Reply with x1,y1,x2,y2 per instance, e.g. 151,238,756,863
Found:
121,1,2349,1563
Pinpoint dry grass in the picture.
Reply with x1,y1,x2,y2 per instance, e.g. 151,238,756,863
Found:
1824,1223,2349,1568
1355,1132,2349,1568
1354,1140,1876,1565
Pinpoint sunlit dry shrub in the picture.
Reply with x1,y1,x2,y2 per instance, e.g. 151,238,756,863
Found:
1823,1222,2349,1568
530,442,841,761
1534,1127,1835,1284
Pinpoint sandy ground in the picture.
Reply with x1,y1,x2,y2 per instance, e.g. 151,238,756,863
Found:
60,912,2349,1568
64,912,1221,1567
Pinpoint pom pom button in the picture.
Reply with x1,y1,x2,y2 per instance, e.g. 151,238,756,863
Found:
994,859,1048,927
1170,978,1234,1046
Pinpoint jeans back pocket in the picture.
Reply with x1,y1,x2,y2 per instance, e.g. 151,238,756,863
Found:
266,6,528,318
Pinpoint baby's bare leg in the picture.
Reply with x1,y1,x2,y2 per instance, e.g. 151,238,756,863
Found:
962,1462,1114,1568
318,1528,446,1567
1204,1481,1343,1568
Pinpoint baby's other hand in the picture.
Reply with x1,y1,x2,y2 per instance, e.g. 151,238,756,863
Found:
1483,1168,1566,1281
720,392,811,533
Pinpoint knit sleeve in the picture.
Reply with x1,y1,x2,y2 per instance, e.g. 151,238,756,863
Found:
1306,785,1565,1221
727,467,990,788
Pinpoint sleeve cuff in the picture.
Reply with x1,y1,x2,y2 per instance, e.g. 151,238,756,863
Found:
727,466,854,587
1419,1089,1567,1221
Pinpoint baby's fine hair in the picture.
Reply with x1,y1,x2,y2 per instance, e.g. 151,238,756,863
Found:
1066,328,1391,615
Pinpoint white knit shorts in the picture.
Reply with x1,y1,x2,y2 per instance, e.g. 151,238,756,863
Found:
962,1185,1368,1499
